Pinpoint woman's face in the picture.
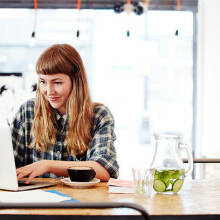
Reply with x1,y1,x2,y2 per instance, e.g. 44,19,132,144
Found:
39,73,72,115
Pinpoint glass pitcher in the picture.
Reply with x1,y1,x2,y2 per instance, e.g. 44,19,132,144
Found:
151,133,193,193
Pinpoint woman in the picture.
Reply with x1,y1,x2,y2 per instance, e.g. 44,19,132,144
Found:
11,44,119,184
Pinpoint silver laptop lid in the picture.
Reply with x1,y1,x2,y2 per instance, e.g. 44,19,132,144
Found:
0,124,19,191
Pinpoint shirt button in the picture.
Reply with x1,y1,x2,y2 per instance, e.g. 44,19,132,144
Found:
57,151,61,157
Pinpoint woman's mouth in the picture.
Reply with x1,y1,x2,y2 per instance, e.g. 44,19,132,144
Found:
48,97,59,102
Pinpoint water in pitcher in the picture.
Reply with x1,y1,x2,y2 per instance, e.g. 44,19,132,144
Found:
153,168,185,193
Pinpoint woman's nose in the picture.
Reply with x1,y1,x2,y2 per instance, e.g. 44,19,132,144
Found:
46,84,55,95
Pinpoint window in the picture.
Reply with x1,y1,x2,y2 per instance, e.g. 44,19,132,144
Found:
0,9,194,179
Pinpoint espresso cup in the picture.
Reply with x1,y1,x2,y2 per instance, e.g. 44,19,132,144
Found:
67,166,96,182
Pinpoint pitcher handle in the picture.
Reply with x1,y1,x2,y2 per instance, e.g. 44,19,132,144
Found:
179,143,193,176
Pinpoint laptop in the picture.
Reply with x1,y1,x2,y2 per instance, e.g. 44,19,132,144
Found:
0,124,56,191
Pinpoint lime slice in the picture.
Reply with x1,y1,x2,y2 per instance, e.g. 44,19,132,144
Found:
172,179,184,192
153,180,166,192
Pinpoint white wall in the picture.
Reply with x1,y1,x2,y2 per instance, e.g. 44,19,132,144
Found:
198,0,220,156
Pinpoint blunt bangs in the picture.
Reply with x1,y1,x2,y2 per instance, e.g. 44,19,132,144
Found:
36,45,76,76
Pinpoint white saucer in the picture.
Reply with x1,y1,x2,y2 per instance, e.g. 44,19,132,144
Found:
61,177,100,188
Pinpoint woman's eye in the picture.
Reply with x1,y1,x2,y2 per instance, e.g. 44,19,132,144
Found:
55,82,62,84
40,80,45,84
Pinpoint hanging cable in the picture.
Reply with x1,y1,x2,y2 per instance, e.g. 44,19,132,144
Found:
126,0,131,12
175,0,181,37
177,0,181,11
125,0,131,37
76,0,81,38
30,0,38,47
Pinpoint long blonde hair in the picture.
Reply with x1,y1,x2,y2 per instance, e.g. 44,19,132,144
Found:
29,44,93,156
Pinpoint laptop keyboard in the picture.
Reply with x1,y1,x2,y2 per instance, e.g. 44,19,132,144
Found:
18,180,34,186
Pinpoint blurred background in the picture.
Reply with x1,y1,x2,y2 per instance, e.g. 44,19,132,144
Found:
0,0,219,180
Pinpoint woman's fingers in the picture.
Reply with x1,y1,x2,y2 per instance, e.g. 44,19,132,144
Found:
25,173,36,184
16,167,24,175
16,161,49,182
17,169,32,180
16,165,36,180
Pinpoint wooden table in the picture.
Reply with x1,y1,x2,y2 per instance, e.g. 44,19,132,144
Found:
0,178,220,219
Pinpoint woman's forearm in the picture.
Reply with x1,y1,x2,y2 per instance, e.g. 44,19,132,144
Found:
48,160,110,181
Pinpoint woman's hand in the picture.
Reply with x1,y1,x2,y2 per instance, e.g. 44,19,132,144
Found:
16,160,50,184
16,160,110,183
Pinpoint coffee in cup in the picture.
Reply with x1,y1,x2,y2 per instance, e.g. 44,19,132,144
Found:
67,166,96,182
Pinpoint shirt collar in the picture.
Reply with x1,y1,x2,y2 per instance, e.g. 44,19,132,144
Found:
55,112,67,121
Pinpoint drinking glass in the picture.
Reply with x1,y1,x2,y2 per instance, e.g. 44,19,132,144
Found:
132,168,155,197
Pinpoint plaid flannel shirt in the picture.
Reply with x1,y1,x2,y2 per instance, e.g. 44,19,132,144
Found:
11,99,119,178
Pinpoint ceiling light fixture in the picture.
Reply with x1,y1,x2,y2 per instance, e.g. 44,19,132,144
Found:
113,0,150,16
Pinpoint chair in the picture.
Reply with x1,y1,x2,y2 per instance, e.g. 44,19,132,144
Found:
0,202,150,220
